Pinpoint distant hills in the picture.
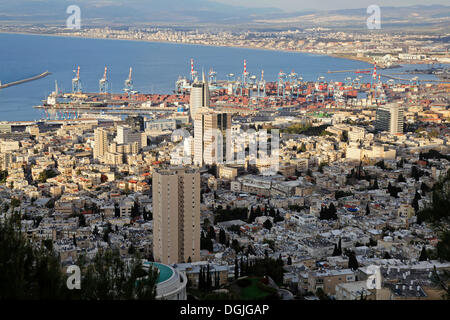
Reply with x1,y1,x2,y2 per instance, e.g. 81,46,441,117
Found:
0,1,448,31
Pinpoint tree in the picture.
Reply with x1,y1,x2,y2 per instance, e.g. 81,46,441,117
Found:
419,246,428,261
231,239,241,253
348,251,359,270
412,191,422,213
263,219,273,231
277,254,284,267
93,226,99,236
78,249,158,299
420,182,430,194
341,130,349,143
218,228,227,245
114,204,120,218
201,231,214,252
128,244,136,255
417,169,450,223
287,256,292,266
234,258,239,280
332,244,339,256
130,202,140,219
431,266,450,300
372,178,379,190
383,252,391,259
0,216,70,299
206,264,212,293
411,166,420,181
397,174,406,183
316,288,330,300
366,203,371,215
319,203,338,221
0,170,8,183
437,230,450,262
207,226,216,241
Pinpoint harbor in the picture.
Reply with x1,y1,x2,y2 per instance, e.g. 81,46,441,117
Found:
29,58,450,121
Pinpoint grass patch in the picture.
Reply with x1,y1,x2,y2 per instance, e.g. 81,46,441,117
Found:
237,278,277,300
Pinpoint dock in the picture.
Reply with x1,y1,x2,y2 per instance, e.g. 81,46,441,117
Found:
327,69,372,74
380,73,450,83
0,71,51,89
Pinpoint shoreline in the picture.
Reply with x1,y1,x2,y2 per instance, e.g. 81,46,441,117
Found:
0,30,375,66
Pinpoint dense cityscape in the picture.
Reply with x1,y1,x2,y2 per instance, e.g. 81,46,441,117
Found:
0,0,449,307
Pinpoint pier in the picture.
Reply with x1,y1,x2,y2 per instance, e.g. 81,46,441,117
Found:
379,74,450,83
327,69,372,74
0,71,51,89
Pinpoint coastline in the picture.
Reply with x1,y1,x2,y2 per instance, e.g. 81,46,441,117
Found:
0,30,375,66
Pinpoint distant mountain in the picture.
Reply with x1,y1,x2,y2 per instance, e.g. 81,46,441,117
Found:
0,0,283,25
0,1,448,31
252,5,450,31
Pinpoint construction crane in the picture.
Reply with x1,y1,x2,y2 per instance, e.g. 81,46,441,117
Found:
72,66,82,93
99,66,109,94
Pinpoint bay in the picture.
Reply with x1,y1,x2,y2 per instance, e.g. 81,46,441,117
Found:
0,33,442,121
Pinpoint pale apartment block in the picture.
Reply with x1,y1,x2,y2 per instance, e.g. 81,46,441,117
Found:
153,167,201,265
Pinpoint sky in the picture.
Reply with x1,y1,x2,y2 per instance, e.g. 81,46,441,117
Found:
211,0,449,11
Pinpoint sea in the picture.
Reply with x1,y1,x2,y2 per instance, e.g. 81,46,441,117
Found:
0,32,444,121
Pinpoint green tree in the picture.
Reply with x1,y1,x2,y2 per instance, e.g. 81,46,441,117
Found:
231,239,241,253
419,246,428,261
348,251,359,270
218,228,227,245
77,249,158,299
436,230,450,262
263,219,273,231
0,215,69,299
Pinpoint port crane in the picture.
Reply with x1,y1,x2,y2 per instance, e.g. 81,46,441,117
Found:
72,66,82,93
257,70,266,97
99,66,109,94
190,59,198,81
288,70,299,98
208,68,217,84
242,60,250,86
277,70,286,98
124,67,138,94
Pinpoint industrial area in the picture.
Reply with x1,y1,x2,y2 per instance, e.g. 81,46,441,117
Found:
32,58,442,122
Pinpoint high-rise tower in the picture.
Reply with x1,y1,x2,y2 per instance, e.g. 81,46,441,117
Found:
189,72,210,120
152,167,201,265
375,103,404,134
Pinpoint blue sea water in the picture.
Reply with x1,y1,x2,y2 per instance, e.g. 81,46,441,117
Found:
0,33,442,121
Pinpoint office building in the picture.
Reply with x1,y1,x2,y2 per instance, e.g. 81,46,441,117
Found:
116,125,143,151
194,112,231,167
189,72,210,120
152,167,201,265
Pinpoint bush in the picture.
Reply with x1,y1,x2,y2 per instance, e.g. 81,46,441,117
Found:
237,278,251,288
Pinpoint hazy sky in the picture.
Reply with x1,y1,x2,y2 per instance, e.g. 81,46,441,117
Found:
211,0,449,11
